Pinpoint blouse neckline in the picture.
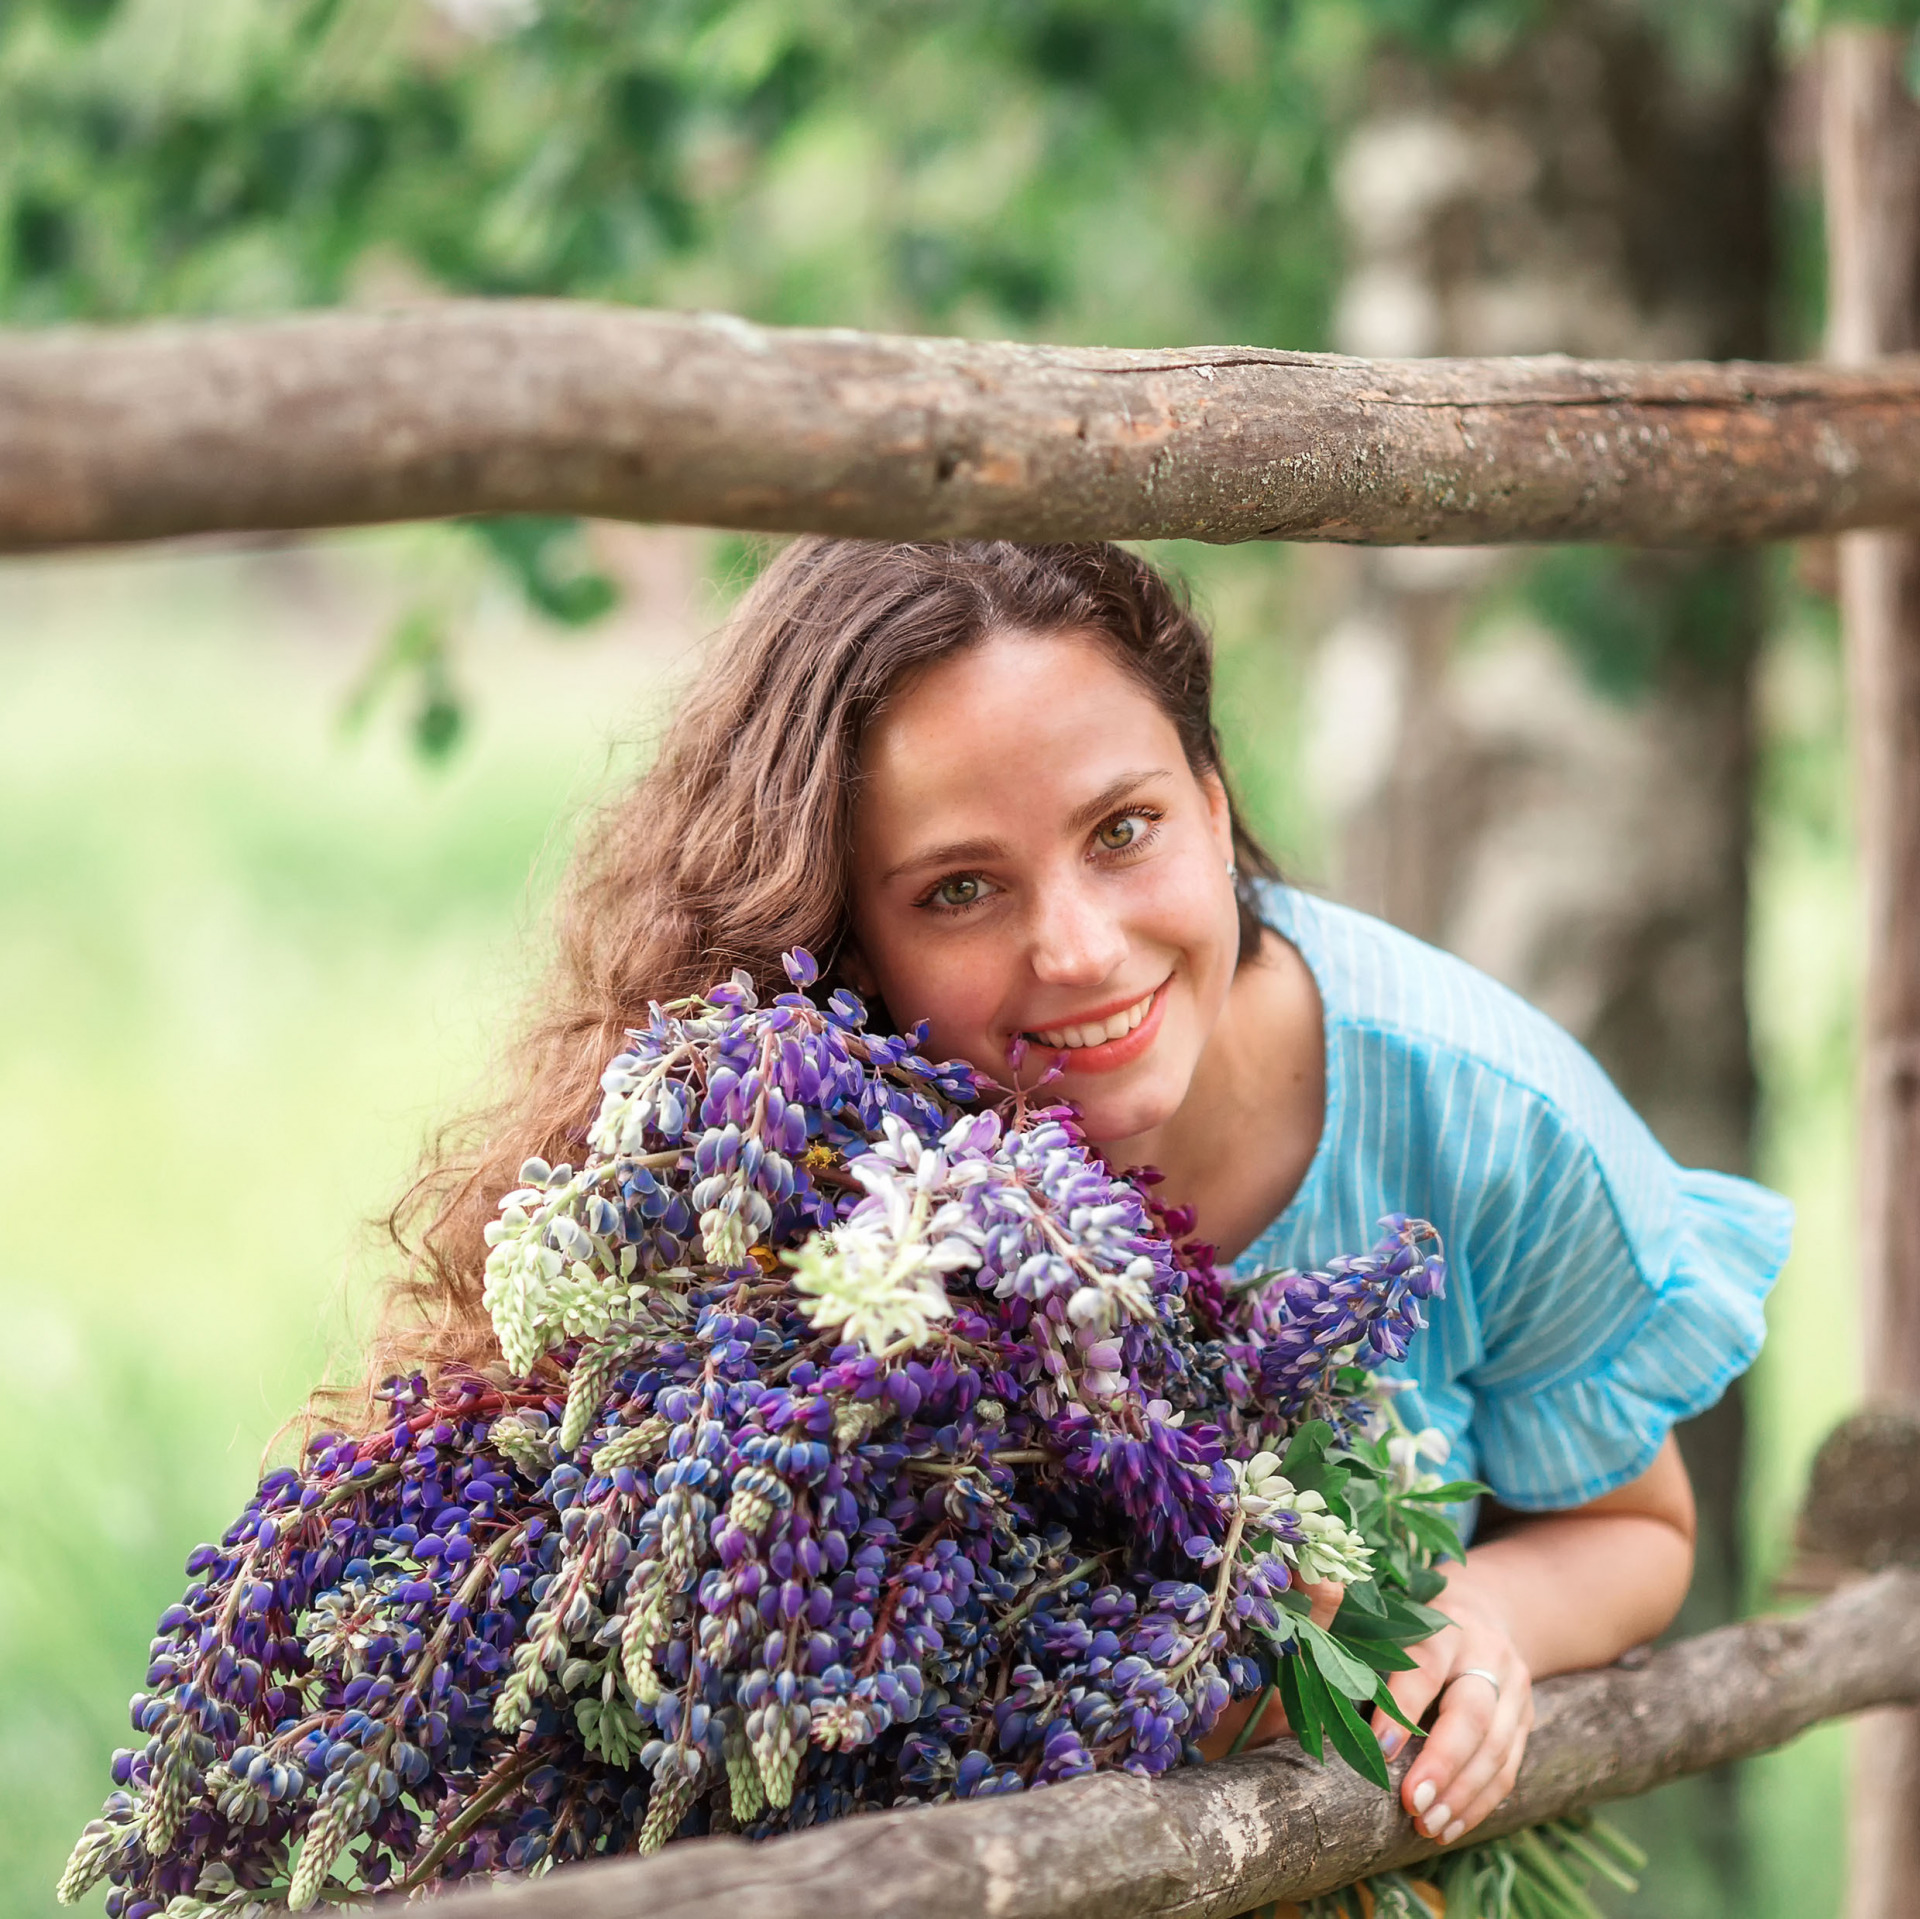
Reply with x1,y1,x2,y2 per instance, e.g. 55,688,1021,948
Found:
1237,882,1344,1273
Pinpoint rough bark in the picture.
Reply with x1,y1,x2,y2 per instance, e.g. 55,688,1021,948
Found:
424,1573,1920,1919
1823,29,1920,1918
1307,17,1779,1898
6,305,1920,553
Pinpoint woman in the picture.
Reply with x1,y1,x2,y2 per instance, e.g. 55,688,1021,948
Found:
388,538,1789,1848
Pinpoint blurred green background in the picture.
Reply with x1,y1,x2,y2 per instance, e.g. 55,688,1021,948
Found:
0,0,1888,1913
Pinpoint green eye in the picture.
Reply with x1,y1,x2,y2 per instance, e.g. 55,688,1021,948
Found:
1095,814,1144,852
933,876,983,908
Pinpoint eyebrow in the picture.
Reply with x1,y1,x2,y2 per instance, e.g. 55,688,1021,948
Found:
880,768,1177,885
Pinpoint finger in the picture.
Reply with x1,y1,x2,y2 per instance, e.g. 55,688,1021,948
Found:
1444,1692,1534,1839
1422,1682,1528,1838
1381,1645,1453,1768
1400,1673,1500,1834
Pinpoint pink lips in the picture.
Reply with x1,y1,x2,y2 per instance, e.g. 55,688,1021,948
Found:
1024,979,1170,1076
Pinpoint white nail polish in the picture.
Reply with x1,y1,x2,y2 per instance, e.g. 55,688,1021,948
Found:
1423,1803,1451,1836
1443,1821,1466,1846
1412,1781,1436,1816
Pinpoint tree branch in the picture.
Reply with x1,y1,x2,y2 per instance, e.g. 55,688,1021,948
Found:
431,1570,1920,1919
8,303,1920,553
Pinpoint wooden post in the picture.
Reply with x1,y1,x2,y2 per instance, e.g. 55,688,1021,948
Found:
1823,29,1920,1919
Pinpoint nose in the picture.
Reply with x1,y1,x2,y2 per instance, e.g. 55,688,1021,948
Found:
1026,872,1128,988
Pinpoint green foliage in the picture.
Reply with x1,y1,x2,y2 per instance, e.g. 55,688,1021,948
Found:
0,0,1363,349
1517,548,1756,701
1785,0,1920,39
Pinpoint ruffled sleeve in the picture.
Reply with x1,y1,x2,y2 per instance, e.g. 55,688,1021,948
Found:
1468,1166,1793,1512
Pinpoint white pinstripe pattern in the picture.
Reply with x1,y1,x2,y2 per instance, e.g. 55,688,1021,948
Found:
1232,884,1793,1513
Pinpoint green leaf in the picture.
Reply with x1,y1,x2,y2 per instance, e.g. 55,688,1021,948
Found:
1319,1673,1391,1790
1278,1653,1324,1762
1281,1419,1334,1477
1396,1480,1493,1504
1513,1829,1604,1919
1576,1816,1648,1875
1383,1591,1452,1635
1336,1574,1388,1619
1297,1617,1379,1699
1394,1503,1467,1560
1340,1635,1417,1675
1370,1674,1422,1736
1336,1587,1451,1648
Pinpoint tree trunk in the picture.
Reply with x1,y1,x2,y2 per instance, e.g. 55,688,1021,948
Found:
1822,28,1920,1919
1313,7,1776,1902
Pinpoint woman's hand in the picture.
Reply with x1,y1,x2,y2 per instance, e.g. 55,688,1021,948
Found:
1378,1438,1696,1844
1378,1566,1534,1845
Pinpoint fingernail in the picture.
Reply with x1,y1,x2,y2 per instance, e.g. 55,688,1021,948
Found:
1442,1821,1465,1846
1411,1781,1436,1816
1422,1803,1451,1837
1379,1728,1405,1758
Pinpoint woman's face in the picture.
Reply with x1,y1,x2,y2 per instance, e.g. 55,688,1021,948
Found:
846,629,1243,1146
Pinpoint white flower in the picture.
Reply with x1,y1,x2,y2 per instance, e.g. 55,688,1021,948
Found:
1288,1494,1376,1585
785,1213,962,1355
1387,1424,1451,1496
1228,1450,1294,1525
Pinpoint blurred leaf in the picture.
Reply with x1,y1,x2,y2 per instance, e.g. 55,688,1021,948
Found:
465,516,619,627
341,604,467,763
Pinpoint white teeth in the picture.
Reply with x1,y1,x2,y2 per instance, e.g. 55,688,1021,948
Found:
1031,988,1155,1051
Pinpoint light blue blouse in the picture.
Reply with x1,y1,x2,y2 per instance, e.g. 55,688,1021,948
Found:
1233,881,1793,1513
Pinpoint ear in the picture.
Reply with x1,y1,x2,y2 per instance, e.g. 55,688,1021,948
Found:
1199,768,1235,859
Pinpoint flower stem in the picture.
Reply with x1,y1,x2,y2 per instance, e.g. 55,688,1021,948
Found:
1224,1683,1275,1757
399,1746,546,1890
1170,1509,1245,1685
994,1555,1108,1642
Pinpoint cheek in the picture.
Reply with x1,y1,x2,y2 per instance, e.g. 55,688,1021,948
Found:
1142,843,1239,986
864,928,1010,1055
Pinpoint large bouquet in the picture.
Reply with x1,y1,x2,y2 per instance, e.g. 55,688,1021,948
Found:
63,953,1598,1918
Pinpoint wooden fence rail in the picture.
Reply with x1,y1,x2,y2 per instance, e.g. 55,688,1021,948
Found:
8,303,1920,553
424,1570,1920,1919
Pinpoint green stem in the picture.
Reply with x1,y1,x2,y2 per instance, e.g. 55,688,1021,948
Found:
1224,1683,1276,1757
399,1748,546,1891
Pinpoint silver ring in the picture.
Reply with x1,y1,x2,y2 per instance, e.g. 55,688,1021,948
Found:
1451,1666,1501,1701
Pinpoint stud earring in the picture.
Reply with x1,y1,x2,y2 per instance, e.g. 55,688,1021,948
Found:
1227,859,1240,882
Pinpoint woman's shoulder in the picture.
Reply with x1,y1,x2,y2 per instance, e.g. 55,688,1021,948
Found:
1258,881,1629,1141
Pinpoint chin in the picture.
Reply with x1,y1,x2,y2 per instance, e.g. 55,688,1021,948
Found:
1059,1077,1185,1149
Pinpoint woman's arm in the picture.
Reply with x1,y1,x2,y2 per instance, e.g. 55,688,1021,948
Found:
1382,1434,1697,1843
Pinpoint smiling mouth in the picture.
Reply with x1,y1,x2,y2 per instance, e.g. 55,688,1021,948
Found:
1025,985,1160,1052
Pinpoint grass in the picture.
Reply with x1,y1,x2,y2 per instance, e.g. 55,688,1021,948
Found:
0,531,684,1913
0,534,1862,1918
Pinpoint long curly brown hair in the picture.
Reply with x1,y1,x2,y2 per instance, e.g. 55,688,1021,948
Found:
369,538,1278,1388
